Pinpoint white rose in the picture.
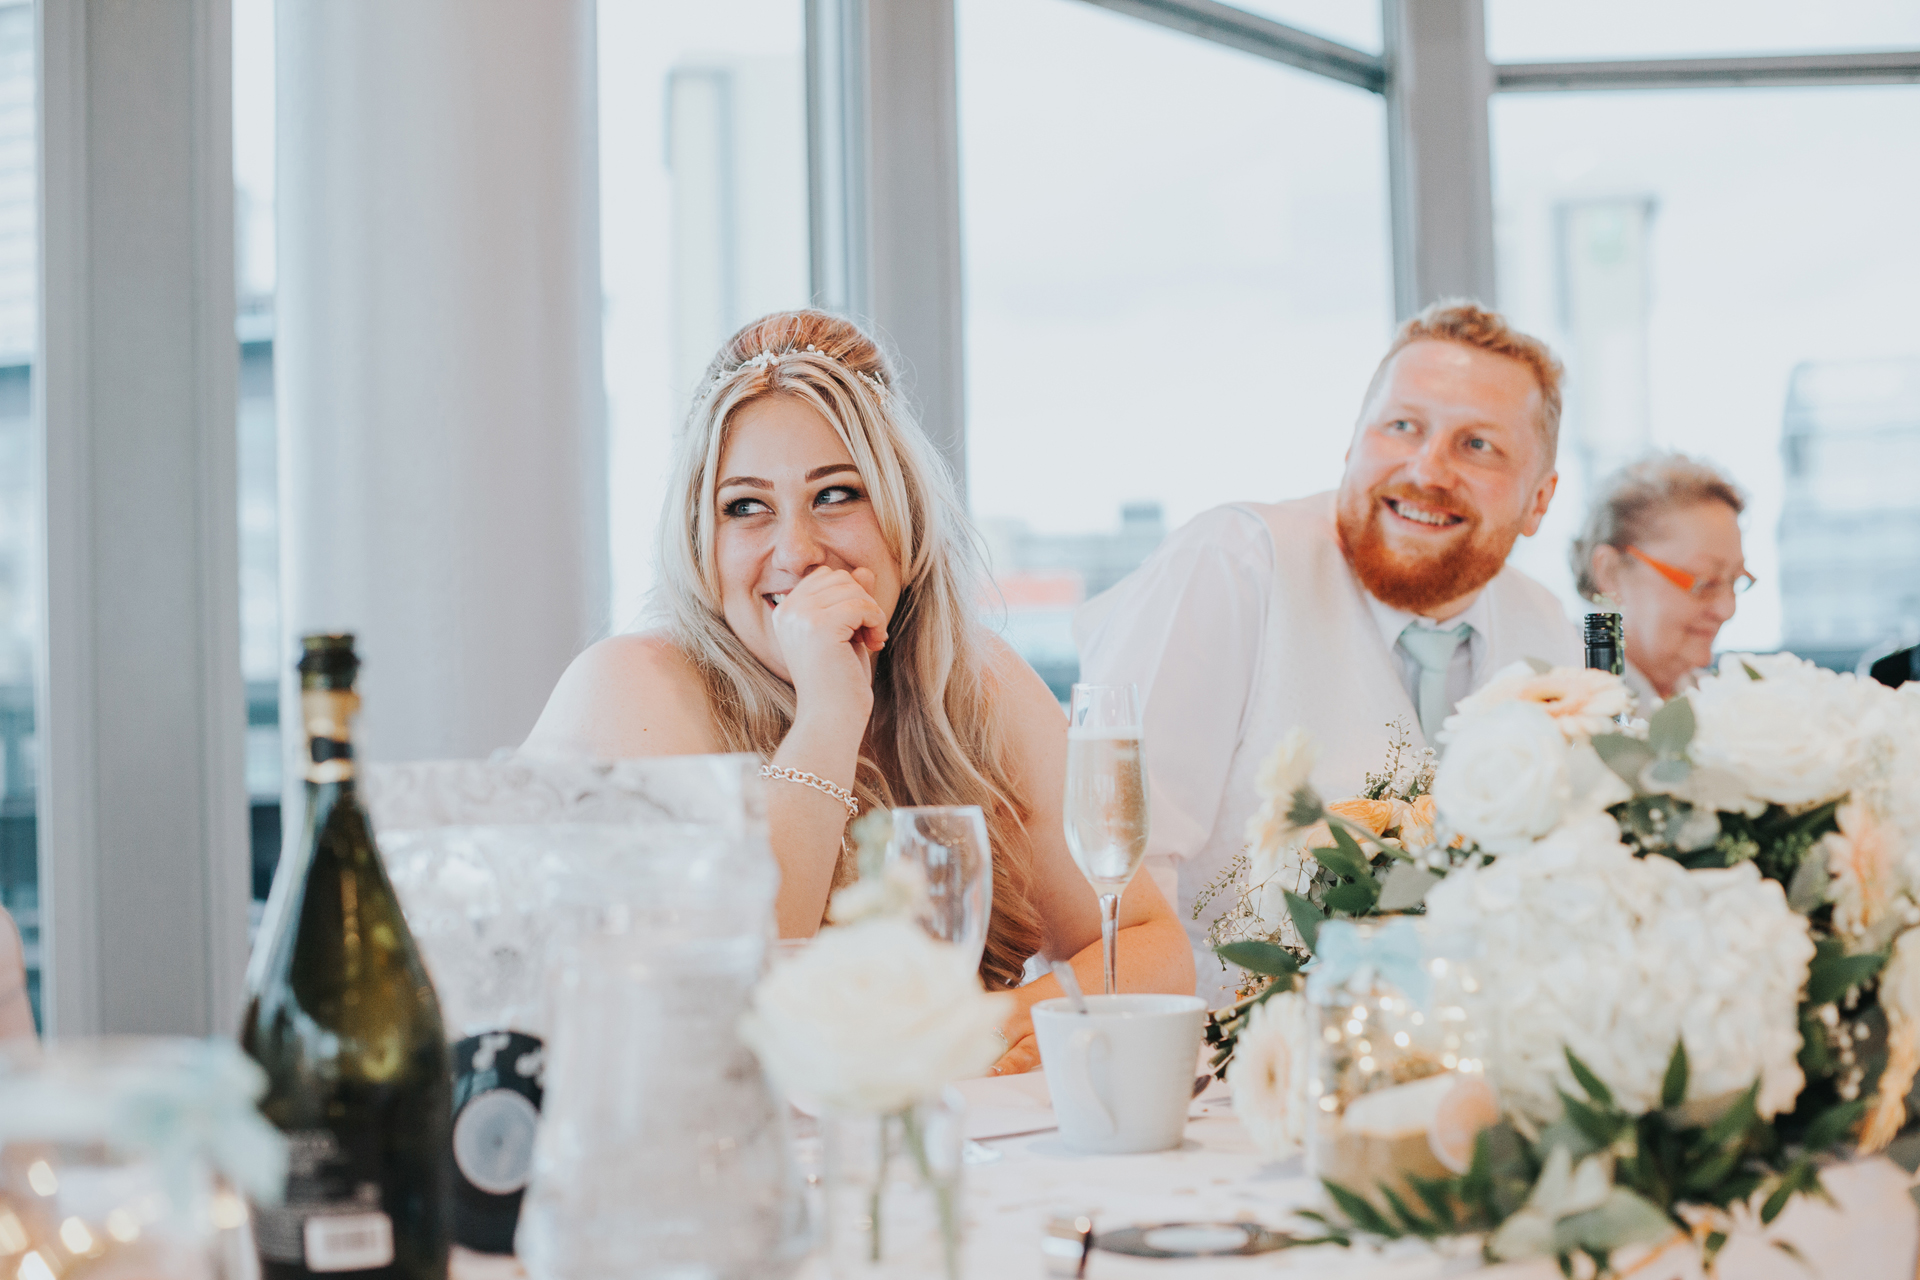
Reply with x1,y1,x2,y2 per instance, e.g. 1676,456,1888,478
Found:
739,917,1012,1114
1445,662,1634,743
1230,990,1312,1159
1434,702,1572,853
1686,653,1865,808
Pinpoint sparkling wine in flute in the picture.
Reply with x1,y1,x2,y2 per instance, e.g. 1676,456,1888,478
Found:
1064,683,1149,996
1063,728,1149,894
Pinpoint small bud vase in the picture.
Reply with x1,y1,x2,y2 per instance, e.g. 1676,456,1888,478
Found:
821,1089,966,1280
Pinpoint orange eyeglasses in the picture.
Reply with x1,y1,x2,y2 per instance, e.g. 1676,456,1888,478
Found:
1625,546,1756,599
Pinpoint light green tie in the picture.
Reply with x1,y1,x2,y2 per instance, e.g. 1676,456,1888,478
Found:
1399,622,1473,745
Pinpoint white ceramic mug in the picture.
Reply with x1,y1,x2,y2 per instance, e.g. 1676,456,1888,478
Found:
1032,993,1207,1154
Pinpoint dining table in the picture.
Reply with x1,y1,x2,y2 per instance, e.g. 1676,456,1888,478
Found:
450,1069,1920,1280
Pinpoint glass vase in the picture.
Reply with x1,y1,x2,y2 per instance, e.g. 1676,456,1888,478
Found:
0,1039,263,1280
1304,920,1489,1211
821,1090,966,1280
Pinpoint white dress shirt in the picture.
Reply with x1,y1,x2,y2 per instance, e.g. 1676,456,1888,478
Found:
1075,492,1581,1006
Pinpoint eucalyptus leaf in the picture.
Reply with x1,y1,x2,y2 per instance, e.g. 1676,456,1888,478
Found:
1554,1190,1677,1255
1787,852,1831,914
1315,836,1373,884
1215,939,1300,978
1524,656,1552,675
1647,697,1696,758
1327,822,1374,873
1742,660,1763,681
1377,863,1442,911
1592,734,1656,790
1645,757,1692,787
1324,879,1379,914
1285,890,1325,952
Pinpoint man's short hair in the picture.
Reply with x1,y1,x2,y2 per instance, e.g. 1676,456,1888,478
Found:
1361,300,1565,460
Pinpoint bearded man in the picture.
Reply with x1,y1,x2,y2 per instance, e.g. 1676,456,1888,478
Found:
1074,301,1580,1000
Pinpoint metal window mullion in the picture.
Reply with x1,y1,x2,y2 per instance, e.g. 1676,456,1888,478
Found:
1496,49,1920,94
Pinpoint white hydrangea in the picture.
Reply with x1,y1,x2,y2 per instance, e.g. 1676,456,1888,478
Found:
1229,990,1312,1159
1424,824,1814,1124
1685,653,1872,810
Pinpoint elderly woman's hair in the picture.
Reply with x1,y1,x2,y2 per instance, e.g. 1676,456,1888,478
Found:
653,309,1044,989
1571,452,1746,602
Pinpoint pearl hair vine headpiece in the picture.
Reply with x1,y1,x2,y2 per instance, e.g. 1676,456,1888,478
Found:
708,343,891,400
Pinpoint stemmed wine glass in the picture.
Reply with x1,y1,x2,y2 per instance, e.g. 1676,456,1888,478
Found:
885,806,993,972
1062,683,1149,995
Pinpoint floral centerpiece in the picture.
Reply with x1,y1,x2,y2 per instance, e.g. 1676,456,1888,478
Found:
739,812,1011,1280
1208,654,1920,1272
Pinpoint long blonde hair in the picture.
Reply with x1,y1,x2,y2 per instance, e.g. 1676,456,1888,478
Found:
655,310,1045,989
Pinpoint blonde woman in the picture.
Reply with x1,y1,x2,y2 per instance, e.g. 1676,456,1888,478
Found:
527,311,1192,1073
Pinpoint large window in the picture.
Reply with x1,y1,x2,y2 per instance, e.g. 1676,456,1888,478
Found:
235,0,280,915
0,0,35,1028
598,1,811,628
958,0,1392,696
1491,85,1920,662
1487,0,1920,62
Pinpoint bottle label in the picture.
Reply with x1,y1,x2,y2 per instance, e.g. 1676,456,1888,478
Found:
302,689,360,783
304,1214,395,1273
253,1129,395,1271
450,1030,545,1254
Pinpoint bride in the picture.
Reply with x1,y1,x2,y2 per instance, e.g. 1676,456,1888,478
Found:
527,310,1192,1072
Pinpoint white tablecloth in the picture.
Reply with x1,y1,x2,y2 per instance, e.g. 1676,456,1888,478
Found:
455,1072,1919,1280
893,1074,1920,1280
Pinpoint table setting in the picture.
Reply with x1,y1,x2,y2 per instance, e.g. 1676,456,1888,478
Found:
4,655,1920,1280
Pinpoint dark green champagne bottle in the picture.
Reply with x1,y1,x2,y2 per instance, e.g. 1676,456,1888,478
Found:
241,634,452,1280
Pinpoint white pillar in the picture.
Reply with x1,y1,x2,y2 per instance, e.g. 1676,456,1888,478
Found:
1383,0,1497,315
274,0,607,772
37,0,251,1035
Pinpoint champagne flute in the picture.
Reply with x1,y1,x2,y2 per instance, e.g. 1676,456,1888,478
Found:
885,806,994,972
1063,683,1149,995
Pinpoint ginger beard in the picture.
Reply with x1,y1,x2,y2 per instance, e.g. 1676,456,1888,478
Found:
1335,482,1520,615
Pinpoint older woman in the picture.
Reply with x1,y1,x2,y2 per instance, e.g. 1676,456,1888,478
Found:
527,310,1192,1073
1571,453,1752,707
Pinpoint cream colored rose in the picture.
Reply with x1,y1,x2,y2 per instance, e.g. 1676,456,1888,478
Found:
1434,702,1572,854
1444,662,1633,743
739,917,1012,1114
1230,990,1311,1159
1826,800,1897,944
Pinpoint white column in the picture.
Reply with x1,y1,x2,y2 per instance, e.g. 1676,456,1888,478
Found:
274,0,606,772
1382,0,1497,315
37,0,251,1035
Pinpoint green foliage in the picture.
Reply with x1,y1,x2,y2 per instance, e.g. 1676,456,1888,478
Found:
1805,938,1886,1007
1661,1042,1689,1109
1212,939,1299,978
1284,890,1324,952
1294,1040,1862,1275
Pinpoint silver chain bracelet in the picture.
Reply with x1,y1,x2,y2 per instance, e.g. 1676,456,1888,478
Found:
759,765,860,819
